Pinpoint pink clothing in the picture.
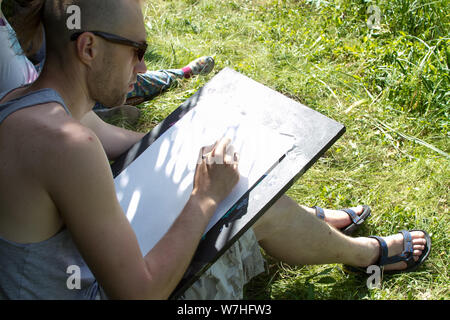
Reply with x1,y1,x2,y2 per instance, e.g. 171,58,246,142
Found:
0,16,39,94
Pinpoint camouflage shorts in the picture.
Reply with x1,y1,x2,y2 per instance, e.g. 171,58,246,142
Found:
96,228,265,300
179,228,266,300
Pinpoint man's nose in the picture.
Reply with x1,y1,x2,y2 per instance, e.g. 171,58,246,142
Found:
136,58,147,74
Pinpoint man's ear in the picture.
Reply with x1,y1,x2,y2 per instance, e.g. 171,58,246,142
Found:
75,32,98,66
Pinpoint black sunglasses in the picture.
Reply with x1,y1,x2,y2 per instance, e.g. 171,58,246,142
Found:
70,31,148,61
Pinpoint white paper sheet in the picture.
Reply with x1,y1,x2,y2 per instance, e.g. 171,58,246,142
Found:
114,98,294,255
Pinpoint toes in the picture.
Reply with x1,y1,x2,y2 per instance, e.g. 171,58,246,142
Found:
381,230,429,272
411,232,427,256
353,205,364,215
343,205,364,216
411,231,427,240
412,238,427,245
414,244,425,251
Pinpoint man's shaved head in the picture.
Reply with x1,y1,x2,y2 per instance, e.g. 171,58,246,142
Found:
43,0,144,56
37,0,147,107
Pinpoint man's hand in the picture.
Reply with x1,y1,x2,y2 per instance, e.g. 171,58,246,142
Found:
192,137,240,208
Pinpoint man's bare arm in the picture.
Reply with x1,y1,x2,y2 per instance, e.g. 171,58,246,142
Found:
44,123,238,299
80,110,145,161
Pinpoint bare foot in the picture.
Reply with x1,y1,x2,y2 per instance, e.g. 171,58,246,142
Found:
365,231,428,271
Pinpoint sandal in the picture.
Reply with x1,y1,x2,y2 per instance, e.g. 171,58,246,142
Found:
368,229,432,274
344,229,432,275
312,205,371,235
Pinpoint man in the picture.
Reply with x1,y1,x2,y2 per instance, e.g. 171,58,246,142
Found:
1,0,215,131
0,0,430,300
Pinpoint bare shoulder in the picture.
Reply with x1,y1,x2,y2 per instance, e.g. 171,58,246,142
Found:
1,102,109,179
28,103,98,146
35,104,108,170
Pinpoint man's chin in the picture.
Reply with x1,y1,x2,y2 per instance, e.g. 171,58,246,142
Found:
97,95,128,108
115,91,129,106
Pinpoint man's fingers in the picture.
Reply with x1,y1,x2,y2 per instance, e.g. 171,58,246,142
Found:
223,154,233,164
197,146,206,163
198,141,218,164
226,144,236,160
211,137,231,159
224,150,239,165
203,140,219,155
200,138,239,165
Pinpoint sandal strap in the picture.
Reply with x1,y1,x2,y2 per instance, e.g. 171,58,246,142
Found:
312,206,325,220
369,236,389,266
399,230,416,267
369,230,415,267
341,208,362,225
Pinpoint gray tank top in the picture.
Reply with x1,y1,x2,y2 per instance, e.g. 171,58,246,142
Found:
0,88,104,300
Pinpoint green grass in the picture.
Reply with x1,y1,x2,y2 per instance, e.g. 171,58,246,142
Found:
126,0,448,300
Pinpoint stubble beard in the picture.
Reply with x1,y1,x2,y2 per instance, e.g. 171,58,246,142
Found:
89,63,128,108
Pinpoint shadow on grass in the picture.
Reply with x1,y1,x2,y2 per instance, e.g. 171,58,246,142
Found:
244,259,372,300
